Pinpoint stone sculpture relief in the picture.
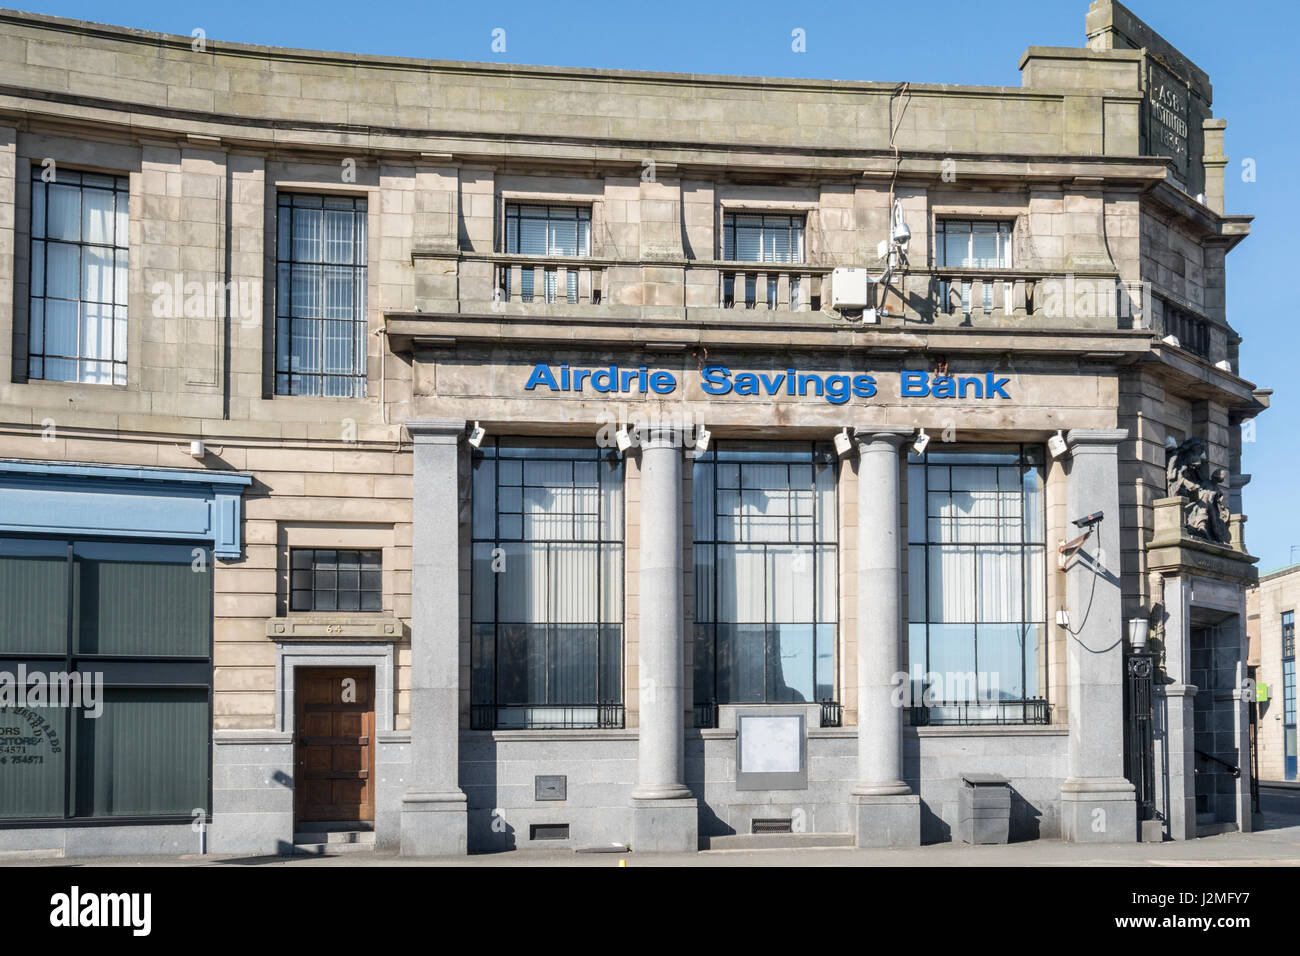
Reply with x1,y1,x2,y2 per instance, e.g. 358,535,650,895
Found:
1165,437,1231,545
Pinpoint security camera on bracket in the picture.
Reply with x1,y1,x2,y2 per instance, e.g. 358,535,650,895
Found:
1058,511,1103,570
834,199,911,323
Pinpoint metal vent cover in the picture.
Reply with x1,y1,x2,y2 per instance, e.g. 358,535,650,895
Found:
751,818,794,835
530,823,571,841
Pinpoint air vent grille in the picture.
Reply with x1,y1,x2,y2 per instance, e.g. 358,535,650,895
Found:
751,818,793,834
530,823,570,841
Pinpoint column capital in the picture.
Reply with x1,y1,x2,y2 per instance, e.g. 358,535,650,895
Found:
855,427,912,451
636,425,689,451
405,418,467,444
1066,427,1128,451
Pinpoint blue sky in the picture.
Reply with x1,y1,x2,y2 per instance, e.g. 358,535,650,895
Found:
22,0,1300,569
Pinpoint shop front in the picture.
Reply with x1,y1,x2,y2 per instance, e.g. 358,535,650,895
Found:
385,324,1153,853
0,462,250,855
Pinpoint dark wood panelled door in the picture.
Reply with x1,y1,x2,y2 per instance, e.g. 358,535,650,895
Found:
295,668,375,823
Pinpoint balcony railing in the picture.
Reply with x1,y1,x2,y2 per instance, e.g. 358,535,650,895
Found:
923,270,1142,323
906,698,1050,726
471,702,625,730
496,260,606,305
430,250,1139,326
717,266,829,311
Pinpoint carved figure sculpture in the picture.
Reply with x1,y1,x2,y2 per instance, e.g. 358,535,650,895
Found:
1165,437,1231,545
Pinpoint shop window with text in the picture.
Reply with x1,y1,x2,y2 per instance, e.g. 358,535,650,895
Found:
470,440,623,729
275,193,368,397
906,444,1047,724
503,204,591,304
693,442,837,712
0,537,211,821
721,213,806,309
27,168,129,385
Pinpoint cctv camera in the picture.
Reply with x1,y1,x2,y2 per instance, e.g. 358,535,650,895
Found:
1072,511,1104,529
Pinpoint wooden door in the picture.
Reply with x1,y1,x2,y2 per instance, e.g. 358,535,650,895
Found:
295,668,375,823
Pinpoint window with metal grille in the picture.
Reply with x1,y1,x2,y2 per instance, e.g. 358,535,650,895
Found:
28,168,129,385
275,194,368,397
693,442,837,707
722,213,804,263
471,440,624,729
290,548,382,612
503,204,591,304
905,444,1048,725
936,220,1013,269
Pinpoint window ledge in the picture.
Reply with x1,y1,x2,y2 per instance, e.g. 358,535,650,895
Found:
266,615,404,641
907,724,1067,737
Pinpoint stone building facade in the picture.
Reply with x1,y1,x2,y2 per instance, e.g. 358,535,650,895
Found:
1247,566,1298,783
0,1,1269,856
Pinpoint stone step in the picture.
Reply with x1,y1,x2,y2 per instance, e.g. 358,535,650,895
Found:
290,841,376,856
702,832,855,851
292,828,376,852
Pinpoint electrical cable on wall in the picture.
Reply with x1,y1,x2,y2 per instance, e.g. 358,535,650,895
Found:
1060,520,1124,654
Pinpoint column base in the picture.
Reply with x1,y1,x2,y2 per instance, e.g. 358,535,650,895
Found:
631,797,698,853
1060,777,1137,843
400,789,468,856
853,793,921,848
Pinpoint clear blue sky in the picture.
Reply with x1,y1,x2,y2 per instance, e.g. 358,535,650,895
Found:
22,0,1300,570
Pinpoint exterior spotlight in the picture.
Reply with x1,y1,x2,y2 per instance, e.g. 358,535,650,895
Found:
912,428,930,457
1161,334,1181,348
615,426,633,454
468,421,486,449
1047,429,1068,460
833,427,855,458
1056,608,1071,628
694,426,711,456
189,440,206,460
1128,617,1150,652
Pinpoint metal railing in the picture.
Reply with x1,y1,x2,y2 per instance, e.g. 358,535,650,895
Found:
692,699,843,729
819,699,843,728
906,698,1050,726
471,702,624,730
1125,653,1157,821
1194,748,1241,778
694,700,718,729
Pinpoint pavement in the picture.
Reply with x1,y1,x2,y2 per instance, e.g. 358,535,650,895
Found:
6,785,1300,868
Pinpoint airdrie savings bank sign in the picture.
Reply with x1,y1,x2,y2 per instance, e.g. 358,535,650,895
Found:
524,363,1013,404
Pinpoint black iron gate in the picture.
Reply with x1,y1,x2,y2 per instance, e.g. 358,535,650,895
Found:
1124,652,1156,822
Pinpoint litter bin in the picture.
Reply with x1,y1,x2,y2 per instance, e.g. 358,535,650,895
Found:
957,772,1011,844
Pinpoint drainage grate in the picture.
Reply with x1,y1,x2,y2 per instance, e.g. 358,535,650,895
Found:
530,823,571,841
751,818,793,835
